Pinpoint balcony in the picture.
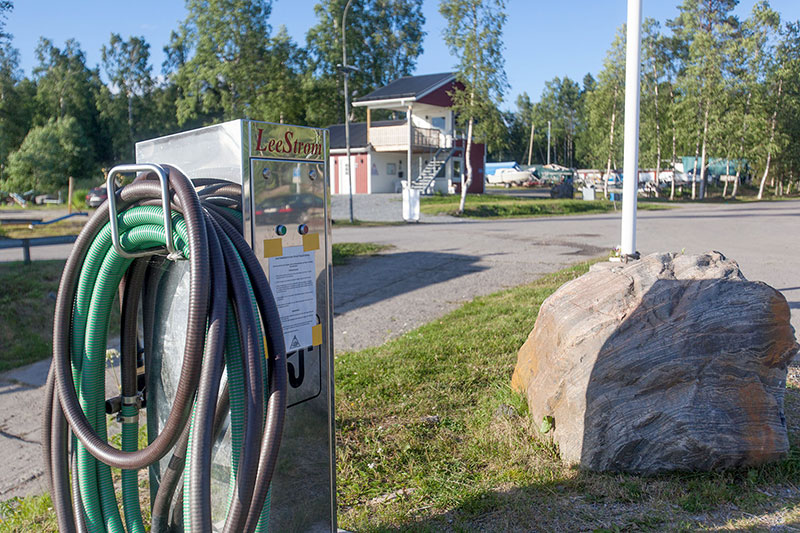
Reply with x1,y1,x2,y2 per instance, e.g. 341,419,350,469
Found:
369,124,451,152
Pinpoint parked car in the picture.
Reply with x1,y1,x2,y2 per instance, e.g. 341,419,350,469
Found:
86,186,108,208
254,193,324,224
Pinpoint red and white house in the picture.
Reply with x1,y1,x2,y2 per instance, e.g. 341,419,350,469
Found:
328,72,485,195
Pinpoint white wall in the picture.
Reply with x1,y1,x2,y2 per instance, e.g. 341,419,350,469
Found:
410,103,451,134
369,152,404,193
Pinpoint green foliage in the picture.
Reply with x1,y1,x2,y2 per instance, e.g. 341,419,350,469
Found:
4,116,93,192
305,0,425,126
33,39,107,163
583,25,626,171
101,33,154,161
72,187,89,210
536,76,584,167
439,0,508,146
167,0,308,126
0,0,11,42
440,0,508,212
0,44,35,180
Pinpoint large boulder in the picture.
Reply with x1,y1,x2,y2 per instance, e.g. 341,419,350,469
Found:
511,252,798,474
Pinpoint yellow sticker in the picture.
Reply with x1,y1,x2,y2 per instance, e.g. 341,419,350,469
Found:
303,232,320,252
263,238,283,258
311,324,322,346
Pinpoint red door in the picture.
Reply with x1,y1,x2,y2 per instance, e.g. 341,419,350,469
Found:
333,157,339,194
356,155,368,193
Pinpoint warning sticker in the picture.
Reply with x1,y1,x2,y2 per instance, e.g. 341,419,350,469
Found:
268,245,317,350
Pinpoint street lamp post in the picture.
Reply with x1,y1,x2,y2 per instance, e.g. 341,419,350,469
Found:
342,0,355,223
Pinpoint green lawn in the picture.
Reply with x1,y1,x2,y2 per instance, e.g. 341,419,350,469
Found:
335,258,800,531
6,258,800,531
332,242,393,266
419,196,673,219
0,260,64,372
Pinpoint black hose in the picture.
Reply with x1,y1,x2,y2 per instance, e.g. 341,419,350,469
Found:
44,167,287,532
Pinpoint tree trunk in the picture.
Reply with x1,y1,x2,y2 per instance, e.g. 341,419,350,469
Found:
653,63,662,199
604,85,619,200
698,100,710,199
459,102,474,215
527,123,534,166
127,90,134,160
670,86,677,201
732,91,751,199
758,78,782,200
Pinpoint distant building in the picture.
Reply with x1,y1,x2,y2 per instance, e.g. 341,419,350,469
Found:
328,72,485,195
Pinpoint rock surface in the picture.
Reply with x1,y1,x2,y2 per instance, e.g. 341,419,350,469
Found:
511,251,798,474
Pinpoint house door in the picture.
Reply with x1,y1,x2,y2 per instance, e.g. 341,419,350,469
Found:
339,156,352,195
333,157,339,194
356,155,368,193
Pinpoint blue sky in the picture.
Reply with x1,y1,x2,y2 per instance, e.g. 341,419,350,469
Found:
8,1,800,112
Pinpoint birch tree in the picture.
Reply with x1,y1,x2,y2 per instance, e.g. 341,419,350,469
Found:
101,34,153,159
440,0,508,214
752,3,782,199
585,26,625,198
641,19,664,196
671,0,737,200
305,0,425,125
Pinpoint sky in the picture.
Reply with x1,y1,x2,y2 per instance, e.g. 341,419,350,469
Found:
8,0,800,113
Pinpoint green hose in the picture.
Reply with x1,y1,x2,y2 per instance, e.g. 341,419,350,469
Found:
71,208,189,532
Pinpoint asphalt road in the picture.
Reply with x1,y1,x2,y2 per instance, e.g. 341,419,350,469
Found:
332,200,800,351
1,199,798,499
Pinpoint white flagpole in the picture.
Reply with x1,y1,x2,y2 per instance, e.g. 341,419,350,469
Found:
620,0,642,258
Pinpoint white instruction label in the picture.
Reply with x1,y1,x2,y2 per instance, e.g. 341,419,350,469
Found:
268,245,317,350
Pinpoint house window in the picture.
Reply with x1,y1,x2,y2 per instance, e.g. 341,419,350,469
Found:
431,117,445,130
386,163,396,175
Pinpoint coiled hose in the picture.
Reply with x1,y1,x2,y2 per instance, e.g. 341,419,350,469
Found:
42,166,287,533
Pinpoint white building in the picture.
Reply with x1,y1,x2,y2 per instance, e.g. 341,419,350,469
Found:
328,72,485,195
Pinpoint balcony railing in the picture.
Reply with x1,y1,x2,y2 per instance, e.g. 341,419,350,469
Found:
369,125,451,151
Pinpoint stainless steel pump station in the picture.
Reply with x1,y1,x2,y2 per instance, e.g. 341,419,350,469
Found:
136,119,336,531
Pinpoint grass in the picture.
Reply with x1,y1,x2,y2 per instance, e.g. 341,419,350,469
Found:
5,257,800,530
419,196,673,219
0,217,89,240
0,260,65,372
334,258,800,531
332,219,407,227
332,242,393,266
0,493,58,532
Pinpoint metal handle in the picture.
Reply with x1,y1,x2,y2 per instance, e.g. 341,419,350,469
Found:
106,163,179,259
